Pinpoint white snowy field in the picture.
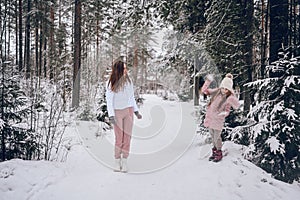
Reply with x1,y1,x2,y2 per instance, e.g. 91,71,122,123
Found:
0,94,299,200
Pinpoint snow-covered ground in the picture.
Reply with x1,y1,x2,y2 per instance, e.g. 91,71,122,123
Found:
0,94,299,200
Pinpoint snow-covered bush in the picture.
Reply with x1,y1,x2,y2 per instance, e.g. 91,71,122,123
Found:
95,82,112,131
0,59,72,162
32,79,71,161
178,76,191,102
78,102,95,121
222,108,249,146
245,49,300,183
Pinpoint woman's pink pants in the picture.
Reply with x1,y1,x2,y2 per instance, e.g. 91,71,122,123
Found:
113,107,134,159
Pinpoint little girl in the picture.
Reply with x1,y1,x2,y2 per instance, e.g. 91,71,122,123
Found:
201,73,240,162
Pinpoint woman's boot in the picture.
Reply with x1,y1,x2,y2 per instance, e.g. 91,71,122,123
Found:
114,158,121,172
121,158,128,173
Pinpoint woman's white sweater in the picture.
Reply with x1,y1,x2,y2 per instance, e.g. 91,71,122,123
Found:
105,81,139,117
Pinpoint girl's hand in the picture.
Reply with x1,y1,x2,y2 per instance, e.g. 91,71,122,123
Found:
218,111,228,116
206,74,214,81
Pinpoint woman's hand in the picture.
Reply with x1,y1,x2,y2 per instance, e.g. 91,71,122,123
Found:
134,111,142,119
108,116,116,124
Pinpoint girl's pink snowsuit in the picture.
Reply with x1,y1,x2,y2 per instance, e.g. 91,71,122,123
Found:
201,80,240,131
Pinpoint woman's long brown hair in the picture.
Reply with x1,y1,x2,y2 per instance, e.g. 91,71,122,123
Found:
108,60,130,92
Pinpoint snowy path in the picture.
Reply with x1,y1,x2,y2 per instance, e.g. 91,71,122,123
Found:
77,94,196,173
0,94,299,200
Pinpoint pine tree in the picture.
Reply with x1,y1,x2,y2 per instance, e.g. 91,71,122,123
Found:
246,48,300,183
159,0,208,33
204,0,256,114
0,60,36,161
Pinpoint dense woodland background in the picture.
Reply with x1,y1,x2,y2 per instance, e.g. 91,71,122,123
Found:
0,0,299,183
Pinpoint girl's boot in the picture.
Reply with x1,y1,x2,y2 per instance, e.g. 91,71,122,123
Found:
213,150,223,162
208,147,217,161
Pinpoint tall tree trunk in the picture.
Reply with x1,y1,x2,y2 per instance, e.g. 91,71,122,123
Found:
0,29,3,159
7,0,11,60
49,0,55,81
0,4,2,60
290,0,299,53
288,0,298,48
15,0,18,65
35,0,39,78
269,0,288,64
289,0,293,46
25,0,31,79
72,0,81,108
260,0,268,78
4,0,7,60
242,0,254,114
18,0,23,72
33,0,40,132
298,0,300,45
58,0,66,108
39,15,43,82
133,45,138,85
43,37,47,78
141,48,145,93
42,5,47,79
1,61,5,161
96,19,99,79
0,0,1,59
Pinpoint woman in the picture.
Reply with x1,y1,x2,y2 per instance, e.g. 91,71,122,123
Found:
201,73,240,162
106,60,142,172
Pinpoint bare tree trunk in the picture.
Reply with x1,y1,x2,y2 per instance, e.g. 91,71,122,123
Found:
35,0,39,77
269,0,288,64
33,0,39,133
18,0,23,72
7,0,11,60
96,19,99,79
39,14,43,83
133,45,138,84
298,0,300,44
260,0,267,79
289,0,292,46
242,0,254,114
58,0,67,108
1,61,6,161
291,0,298,50
15,1,18,66
143,49,146,92
72,0,81,108
49,0,55,81
41,3,47,79
141,48,146,90
0,1,1,59
4,0,7,60
25,0,31,79
194,53,199,106
43,37,47,78
288,0,298,47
